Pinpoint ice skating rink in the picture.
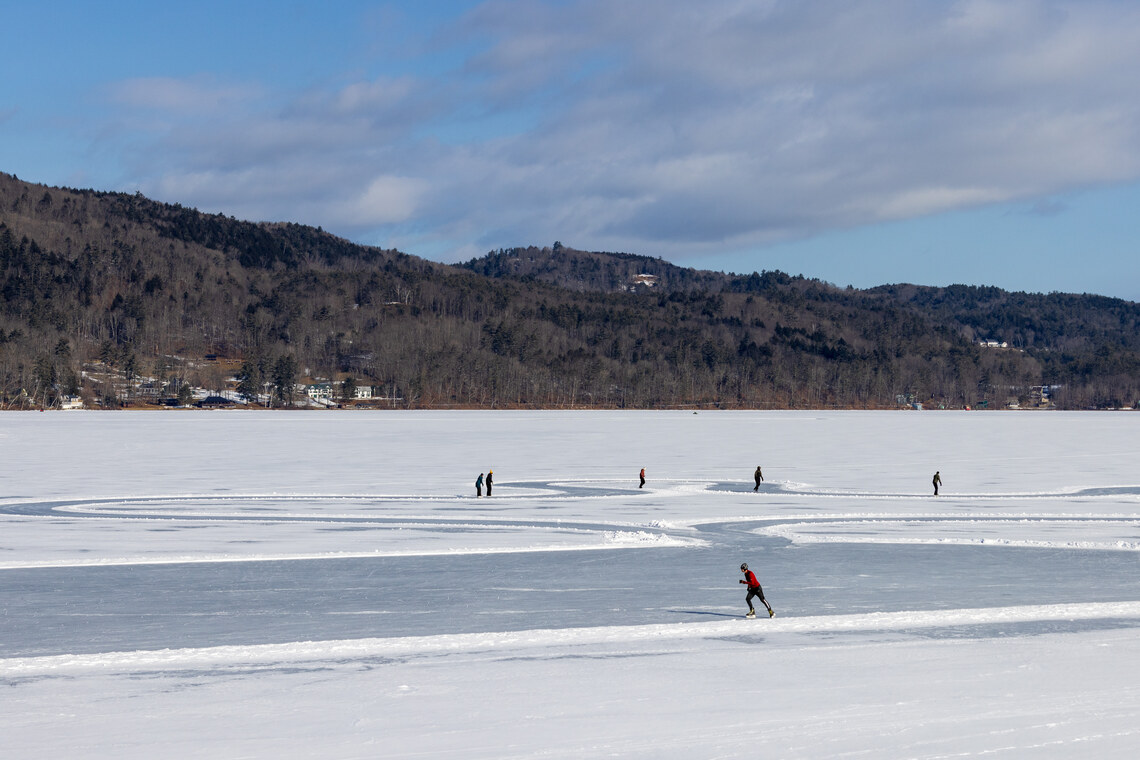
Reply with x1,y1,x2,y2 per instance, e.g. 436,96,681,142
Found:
3,410,1139,758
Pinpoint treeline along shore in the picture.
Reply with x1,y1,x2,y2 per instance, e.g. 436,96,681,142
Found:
2,172,1139,410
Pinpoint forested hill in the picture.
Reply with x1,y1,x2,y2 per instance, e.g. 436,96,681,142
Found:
2,172,1138,410
462,243,729,293
469,245,1140,354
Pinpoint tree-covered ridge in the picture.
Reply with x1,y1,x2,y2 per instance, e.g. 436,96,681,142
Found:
1,172,1137,409
462,243,730,293
463,243,1140,408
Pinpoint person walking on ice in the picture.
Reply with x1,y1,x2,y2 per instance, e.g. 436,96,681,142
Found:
932,471,942,496
486,470,493,496
639,468,646,488
475,473,483,497
753,465,764,491
739,563,774,618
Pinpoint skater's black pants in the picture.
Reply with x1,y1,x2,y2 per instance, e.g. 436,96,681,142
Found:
746,586,769,612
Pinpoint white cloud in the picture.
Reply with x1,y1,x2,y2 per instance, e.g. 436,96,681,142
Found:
108,77,257,114
342,175,427,226
102,0,1140,263
332,79,417,115
876,186,1011,220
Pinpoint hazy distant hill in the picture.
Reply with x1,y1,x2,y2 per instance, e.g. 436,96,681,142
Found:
2,172,1138,409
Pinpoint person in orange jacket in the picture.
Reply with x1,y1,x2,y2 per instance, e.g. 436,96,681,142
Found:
739,562,774,618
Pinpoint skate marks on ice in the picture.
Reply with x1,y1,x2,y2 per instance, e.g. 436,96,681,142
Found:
0,489,703,570
708,481,1140,500
1,477,715,520
4,477,1140,664
701,479,1140,552
7,600,1140,678
5,475,1140,568
755,517,1140,552
5,477,1138,520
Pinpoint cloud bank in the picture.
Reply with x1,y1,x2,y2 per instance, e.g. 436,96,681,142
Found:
107,0,1140,263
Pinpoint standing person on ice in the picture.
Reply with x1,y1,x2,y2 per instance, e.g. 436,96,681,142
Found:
486,470,493,496
932,471,942,496
739,563,774,618
753,465,764,491
639,468,645,488
475,473,483,497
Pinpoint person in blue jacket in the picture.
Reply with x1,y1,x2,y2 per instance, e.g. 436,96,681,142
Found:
475,473,484,497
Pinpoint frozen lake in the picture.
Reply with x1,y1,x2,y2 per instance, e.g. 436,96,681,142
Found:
3,410,1140,758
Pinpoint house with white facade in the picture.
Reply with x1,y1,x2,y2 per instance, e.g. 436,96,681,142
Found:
306,383,334,402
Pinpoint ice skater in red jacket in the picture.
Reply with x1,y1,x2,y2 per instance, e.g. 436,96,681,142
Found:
739,563,774,618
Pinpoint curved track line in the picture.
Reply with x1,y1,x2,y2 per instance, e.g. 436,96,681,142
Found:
6,600,1140,674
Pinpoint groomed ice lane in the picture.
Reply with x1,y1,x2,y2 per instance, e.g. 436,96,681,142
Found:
4,521,1140,658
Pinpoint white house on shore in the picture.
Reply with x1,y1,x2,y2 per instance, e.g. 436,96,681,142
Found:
306,383,334,403
306,382,373,403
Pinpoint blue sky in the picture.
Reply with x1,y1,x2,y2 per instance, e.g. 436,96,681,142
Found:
4,0,1140,301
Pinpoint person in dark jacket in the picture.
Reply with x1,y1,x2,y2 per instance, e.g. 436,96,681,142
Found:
639,468,646,488
933,471,942,496
739,563,774,618
475,473,483,497
753,465,764,491
486,470,493,496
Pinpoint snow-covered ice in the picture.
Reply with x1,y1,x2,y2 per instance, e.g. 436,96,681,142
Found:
2,410,1139,758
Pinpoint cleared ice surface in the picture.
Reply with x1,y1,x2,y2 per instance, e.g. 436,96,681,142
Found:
2,410,1140,758
0,498,695,569
759,517,1140,550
